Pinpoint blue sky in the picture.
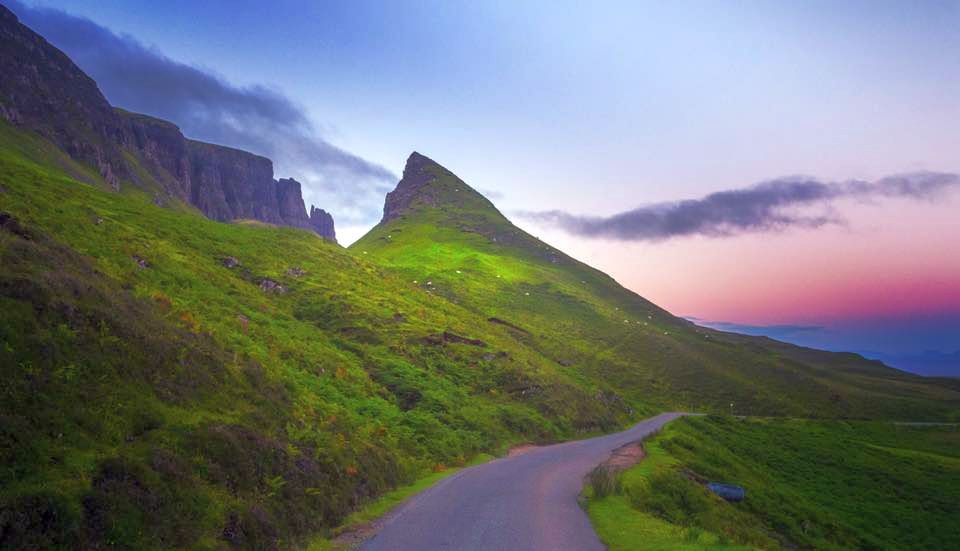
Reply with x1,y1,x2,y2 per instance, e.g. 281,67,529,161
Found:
11,1,960,371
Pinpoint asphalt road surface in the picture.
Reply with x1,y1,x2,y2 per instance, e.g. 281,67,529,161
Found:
360,412,688,551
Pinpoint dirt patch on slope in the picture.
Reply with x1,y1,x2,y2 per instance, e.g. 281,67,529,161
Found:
599,441,646,472
507,443,540,457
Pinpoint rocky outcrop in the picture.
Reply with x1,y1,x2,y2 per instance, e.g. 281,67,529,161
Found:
0,5,337,241
309,206,336,243
382,152,441,223
118,111,337,239
380,151,503,227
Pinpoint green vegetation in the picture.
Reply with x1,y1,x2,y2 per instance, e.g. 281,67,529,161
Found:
589,496,756,551
0,121,626,550
353,155,960,420
588,416,960,551
2,118,958,549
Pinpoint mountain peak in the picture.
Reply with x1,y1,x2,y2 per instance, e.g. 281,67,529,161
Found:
381,151,500,223
405,150,436,168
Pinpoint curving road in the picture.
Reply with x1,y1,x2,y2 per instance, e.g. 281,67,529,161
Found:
360,412,688,551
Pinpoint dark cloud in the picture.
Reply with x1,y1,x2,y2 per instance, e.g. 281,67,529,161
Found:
9,1,395,223
522,172,960,241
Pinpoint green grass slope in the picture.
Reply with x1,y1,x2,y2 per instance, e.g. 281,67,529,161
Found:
352,153,960,420
589,416,960,551
0,123,634,550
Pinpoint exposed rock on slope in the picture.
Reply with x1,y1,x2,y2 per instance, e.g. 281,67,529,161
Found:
309,205,337,243
382,152,439,222
0,4,337,241
382,151,502,223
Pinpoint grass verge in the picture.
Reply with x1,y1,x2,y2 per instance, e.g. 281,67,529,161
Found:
306,452,495,550
586,416,960,551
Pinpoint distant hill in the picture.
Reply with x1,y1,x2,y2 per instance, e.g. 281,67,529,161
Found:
1,3,958,550
858,350,960,378
688,318,960,378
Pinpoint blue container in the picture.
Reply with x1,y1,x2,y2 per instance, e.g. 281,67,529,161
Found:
707,482,746,502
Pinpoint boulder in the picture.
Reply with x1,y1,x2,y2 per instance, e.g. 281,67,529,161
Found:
221,256,240,269
258,278,287,294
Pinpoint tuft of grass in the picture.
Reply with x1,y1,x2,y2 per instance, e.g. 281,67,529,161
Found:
588,465,624,499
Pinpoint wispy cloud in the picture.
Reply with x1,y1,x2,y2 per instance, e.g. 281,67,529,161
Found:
9,0,395,223
521,172,959,241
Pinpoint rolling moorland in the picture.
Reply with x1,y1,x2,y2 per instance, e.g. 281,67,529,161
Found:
1,5,959,550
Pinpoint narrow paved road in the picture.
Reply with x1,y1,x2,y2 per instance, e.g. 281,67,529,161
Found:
360,412,688,551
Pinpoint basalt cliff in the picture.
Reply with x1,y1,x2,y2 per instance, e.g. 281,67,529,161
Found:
0,4,336,241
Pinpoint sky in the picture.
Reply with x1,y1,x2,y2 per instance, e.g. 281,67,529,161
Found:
9,0,960,373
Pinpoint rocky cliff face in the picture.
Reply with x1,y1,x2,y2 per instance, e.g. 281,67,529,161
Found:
381,151,502,225
309,206,336,243
0,3,126,189
0,4,337,242
382,152,445,222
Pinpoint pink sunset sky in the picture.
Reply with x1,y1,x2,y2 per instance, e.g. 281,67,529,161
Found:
525,196,960,324
518,192,960,366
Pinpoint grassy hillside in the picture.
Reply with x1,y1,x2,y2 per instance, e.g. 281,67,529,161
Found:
587,416,960,550
352,153,960,420
0,122,632,550
2,122,958,550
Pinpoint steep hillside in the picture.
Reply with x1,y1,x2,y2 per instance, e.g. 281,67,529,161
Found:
0,4,336,241
0,121,640,550
353,152,960,420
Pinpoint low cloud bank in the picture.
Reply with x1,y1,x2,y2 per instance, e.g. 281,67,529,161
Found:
522,172,959,241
